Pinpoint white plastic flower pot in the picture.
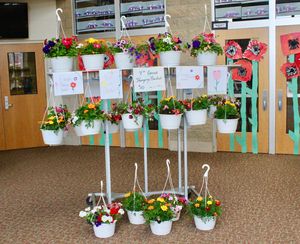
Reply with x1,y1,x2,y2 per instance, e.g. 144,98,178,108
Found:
81,54,105,70
159,114,182,130
150,220,173,235
159,51,181,66
50,56,73,72
197,52,217,66
41,129,64,145
194,216,216,231
216,118,239,134
185,109,207,126
172,210,181,221
121,114,143,131
127,210,145,225
107,121,119,134
74,120,102,136
93,222,116,238
209,105,217,119
114,52,134,69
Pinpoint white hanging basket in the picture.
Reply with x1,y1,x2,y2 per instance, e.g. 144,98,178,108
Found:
197,52,217,66
150,220,173,235
114,52,134,69
93,221,116,238
159,51,181,66
121,114,143,131
127,210,145,225
107,121,119,134
74,120,102,136
185,109,207,126
216,118,239,134
41,129,64,145
172,210,181,221
81,54,105,70
50,56,73,72
208,105,217,119
159,114,182,130
194,216,216,231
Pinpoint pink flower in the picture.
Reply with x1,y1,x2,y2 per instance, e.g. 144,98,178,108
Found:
62,38,73,49
163,105,169,110
93,43,101,49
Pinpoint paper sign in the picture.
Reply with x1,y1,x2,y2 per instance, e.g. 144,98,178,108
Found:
207,66,229,95
176,66,204,89
99,69,123,99
133,67,166,92
280,32,300,56
53,72,84,96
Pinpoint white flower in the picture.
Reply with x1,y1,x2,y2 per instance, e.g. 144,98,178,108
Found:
85,207,91,212
95,206,102,210
168,196,173,201
118,209,125,215
105,209,110,214
107,216,113,223
76,43,84,48
91,209,96,214
163,37,172,44
102,215,109,222
79,211,87,217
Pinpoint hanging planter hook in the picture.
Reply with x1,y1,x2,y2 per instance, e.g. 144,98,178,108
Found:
120,15,127,30
164,14,171,33
56,8,63,21
202,164,210,178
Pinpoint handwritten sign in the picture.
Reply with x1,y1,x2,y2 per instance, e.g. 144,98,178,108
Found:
133,67,166,92
53,72,84,96
207,66,229,95
99,69,123,99
176,66,204,89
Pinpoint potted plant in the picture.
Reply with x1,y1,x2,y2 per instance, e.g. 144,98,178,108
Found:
149,32,185,66
134,43,157,67
116,99,155,131
77,38,108,70
143,197,174,235
182,95,209,126
208,95,223,118
190,33,223,66
214,98,240,133
122,191,147,225
72,101,105,136
43,37,78,72
160,193,187,221
40,105,71,145
158,96,184,130
79,202,125,238
108,39,135,69
188,195,222,231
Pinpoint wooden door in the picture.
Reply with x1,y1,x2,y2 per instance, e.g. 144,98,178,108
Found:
276,26,300,154
0,43,47,150
216,28,269,153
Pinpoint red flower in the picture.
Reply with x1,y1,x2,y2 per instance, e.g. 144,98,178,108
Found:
243,40,267,62
280,62,299,79
62,37,73,49
224,40,242,60
206,207,210,211
215,200,221,206
110,208,119,215
232,59,252,82
93,43,101,49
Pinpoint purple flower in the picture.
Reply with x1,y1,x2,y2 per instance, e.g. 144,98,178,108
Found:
186,42,191,49
48,41,55,47
177,38,182,44
148,37,155,43
150,43,156,51
192,40,201,49
43,45,51,54
95,222,101,227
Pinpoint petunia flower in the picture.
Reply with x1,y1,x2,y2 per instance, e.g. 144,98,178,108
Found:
280,62,299,79
231,59,252,82
224,40,242,60
243,40,267,62
192,40,201,49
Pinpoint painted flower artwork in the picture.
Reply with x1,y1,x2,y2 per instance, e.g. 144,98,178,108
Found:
280,62,299,79
243,40,267,62
224,40,242,60
232,59,252,82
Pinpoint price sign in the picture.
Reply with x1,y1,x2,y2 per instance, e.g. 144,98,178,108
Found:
53,71,84,96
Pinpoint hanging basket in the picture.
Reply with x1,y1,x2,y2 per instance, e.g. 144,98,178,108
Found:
150,220,173,235
122,114,143,131
93,221,116,238
197,52,217,66
107,121,119,134
127,210,145,225
50,56,73,72
194,216,216,231
185,109,207,126
114,52,134,69
216,118,238,133
159,51,181,66
74,120,102,136
159,114,182,130
208,105,217,119
41,129,64,145
81,54,105,70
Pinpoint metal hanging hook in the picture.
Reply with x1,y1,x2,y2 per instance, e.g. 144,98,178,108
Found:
100,180,103,193
120,15,127,30
56,8,63,21
202,164,210,178
166,159,171,174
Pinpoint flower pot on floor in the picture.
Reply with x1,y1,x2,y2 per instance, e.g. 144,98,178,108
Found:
121,114,143,131
159,51,181,66
127,210,145,225
159,114,182,130
216,118,239,133
81,54,104,70
41,129,64,145
74,120,102,136
185,109,207,126
114,53,134,69
150,220,173,235
197,52,217,66
50,56,73,72
93,222,116,238
194,216,216,231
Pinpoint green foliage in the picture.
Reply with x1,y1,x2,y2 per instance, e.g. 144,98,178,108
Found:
143,197,174,223
40,105,71,131
43,37,78,58
78,38,108,55
190,33,223,57
107,39,136,55
214,99,240,119
122,192,146,211
208,95,223,106
157,96,184,114
188,196,222,218
182,95,209,111
151,32,185,53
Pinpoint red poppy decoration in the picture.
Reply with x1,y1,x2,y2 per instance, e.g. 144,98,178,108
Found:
231,59,252,82
280,62,299,79
295,53,300,69
243,40,267,62
78,56,85,71
104,52,115,69
280,32,300,56
224,40,242,60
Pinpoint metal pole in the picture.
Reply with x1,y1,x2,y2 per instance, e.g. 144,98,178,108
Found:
143,118,148,193
178,124,182,191
183,114,188,199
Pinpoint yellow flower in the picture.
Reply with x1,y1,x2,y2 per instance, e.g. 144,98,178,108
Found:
148,199,155,204
161,205,168,211
48,121,54,125
124,192,131,198
197,196,203,202
88,104,95,109
207,200,213,205
86,38,97,44
148,205,154,210
58,119,64,123
194,203,200,208
48,116,55,120
156,197,165,203
208,195,213,199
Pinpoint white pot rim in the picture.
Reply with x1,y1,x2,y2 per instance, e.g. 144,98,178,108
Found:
160,50,182,54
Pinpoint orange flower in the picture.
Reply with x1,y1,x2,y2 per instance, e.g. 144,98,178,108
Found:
148,205,154,210
194,203,200,208
84,109,89,114
148,199,155,204
88,104,95,109
213,212,218,216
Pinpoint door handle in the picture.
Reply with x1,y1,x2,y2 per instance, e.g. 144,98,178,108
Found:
278,90,283,111
262,90,267,111
4,96,13,110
